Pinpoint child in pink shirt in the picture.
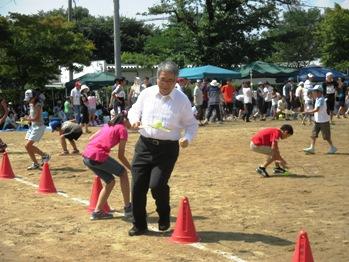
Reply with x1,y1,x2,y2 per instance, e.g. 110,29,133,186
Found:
83,110,132,220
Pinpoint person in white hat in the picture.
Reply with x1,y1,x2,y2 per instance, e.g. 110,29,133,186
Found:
303,85,337,154
202,79,223,124
322,72,337,124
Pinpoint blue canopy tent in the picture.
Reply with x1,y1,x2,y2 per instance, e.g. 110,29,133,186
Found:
298,66,347,82
179,65,241,80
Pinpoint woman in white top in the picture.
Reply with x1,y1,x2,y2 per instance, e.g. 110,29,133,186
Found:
242,81,253,122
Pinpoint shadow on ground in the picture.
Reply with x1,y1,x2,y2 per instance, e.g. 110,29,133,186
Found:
198,231,293,246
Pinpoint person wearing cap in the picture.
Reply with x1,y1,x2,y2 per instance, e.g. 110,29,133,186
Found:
322,72,338,124
294,82,304,112
303,73,315,104
110,77,126,114
128,77,143,106
303,85,337,154
82,110,132,220
80,85,91,133
0,97,9,152
50,120,82,155
203,79,223,124
23,89,50,170
127,61,198,236
70,81,82,124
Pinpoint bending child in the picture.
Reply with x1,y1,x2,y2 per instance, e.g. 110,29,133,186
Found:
50,120,82,155
82,110,132,220
250,124,293,177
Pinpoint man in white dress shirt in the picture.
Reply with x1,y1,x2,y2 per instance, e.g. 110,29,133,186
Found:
127,61,198,236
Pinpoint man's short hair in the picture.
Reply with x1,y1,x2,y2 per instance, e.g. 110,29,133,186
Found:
157,61,179,78
280,124,293,135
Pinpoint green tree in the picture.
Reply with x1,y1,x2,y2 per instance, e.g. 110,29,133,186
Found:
317,4,349,71
146,0,299,67
40,7,156,64
265,8,322,68
0,13,93,88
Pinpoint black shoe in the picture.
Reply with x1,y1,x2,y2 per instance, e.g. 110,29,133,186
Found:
273,167,286,174
159,221,170,231
128,226,148,236
256,167,269,177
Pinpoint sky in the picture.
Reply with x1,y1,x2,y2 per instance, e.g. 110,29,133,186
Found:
0,0,348,19
0,0,160,19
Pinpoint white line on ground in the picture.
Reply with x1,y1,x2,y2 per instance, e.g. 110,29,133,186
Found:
11,176,247,262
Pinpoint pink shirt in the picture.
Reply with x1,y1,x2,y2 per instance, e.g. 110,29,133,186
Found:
83,124,128,162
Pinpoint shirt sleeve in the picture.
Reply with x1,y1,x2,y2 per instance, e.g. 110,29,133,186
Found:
180,98,198,142
119,125,128,141
315,97,323,109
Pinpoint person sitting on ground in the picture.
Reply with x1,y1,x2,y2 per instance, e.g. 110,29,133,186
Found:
250,124,294,177
50,119,82,156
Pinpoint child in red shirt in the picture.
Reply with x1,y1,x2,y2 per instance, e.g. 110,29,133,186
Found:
250,124,293,177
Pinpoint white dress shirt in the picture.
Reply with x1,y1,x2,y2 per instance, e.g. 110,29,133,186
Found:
128,85,198,142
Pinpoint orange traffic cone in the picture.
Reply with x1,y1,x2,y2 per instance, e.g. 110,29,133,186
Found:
87,176,111,214
170,196,199,244
292,230,314,262
0,152,15,179
37,162,57,194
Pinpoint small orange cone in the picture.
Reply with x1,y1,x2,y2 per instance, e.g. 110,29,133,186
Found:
0,152,15,179
170,196,199,244
292,230,314,262
37,162,57,194
87,176,111,214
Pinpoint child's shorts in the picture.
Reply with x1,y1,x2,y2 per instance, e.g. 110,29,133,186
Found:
250,142,272,155
25,125,46,142
312,122,331,140
83,156,125,184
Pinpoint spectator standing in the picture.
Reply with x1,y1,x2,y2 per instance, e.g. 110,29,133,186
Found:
110,77,126,114
80,85,91,134
88,91,97,126
203,80,223,124
242,81,253,122
193,79,204,125
336,77,347,118
70,81,82,124
221,79,235,119
322,72,338,124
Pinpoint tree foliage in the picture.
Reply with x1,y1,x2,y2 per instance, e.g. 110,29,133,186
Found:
0,13,93,88
146,0,300,67
317,4,349,71
265,8,322,68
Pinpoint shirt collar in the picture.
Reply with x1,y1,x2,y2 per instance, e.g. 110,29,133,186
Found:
155,85,176,100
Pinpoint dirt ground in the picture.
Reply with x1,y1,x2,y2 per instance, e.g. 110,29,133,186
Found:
1,118,349,262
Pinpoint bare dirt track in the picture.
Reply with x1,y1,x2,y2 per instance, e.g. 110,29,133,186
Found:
1,118,349,262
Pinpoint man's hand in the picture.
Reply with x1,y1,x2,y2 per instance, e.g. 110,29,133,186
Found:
279,158,288,169
179,138,189,148
132,121,141,129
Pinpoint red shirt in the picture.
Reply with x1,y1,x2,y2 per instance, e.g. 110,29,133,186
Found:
221,84,235,103
251,128,282,147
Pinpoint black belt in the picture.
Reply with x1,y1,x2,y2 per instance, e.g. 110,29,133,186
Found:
140,135,178,146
